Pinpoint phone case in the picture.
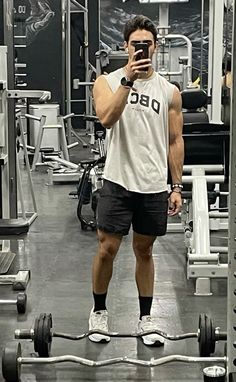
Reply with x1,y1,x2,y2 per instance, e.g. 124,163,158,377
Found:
135,43,149,61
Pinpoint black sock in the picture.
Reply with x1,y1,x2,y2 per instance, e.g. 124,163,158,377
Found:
139,296,153,320
93,292,107,312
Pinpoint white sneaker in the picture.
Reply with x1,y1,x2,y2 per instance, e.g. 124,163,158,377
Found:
138,315,164,346
88,309,110,343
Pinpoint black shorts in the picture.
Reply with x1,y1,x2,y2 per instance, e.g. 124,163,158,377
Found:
97,180,169,236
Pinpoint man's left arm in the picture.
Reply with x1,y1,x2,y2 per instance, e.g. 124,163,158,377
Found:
168,88,184,216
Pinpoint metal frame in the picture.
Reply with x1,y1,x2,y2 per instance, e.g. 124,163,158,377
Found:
177,165,228,296
156,33,192,87
65,0,90,146
0,46,10,219
207,0,224,123
0,46,52,227
227,0,236,379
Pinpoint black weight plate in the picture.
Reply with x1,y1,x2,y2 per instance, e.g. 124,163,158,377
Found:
199,314,214,357
224,342,227,369
36,313,52,357
34,313,52,357
2,342,21,382
204,314,213,356
209,315,216,354
198,313,206,356
34,316,39,353
16,293,27,314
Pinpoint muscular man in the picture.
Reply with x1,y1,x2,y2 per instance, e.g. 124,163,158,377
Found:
89,15,184,346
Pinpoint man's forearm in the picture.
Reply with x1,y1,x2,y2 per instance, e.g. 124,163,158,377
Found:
168,137,184,184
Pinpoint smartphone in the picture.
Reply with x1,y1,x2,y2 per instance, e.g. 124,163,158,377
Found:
135,42,149,71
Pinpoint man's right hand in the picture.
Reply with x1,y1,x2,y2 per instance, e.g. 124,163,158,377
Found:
125,51,152,82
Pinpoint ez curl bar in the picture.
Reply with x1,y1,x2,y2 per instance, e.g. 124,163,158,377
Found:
14,312,226,358
2,341,227,382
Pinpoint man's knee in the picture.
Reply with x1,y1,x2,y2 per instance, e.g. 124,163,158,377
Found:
97,230,122,261
133,242,153,259
132,233,156,259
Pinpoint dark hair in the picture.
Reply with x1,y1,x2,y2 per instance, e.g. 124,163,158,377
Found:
123,15,157,43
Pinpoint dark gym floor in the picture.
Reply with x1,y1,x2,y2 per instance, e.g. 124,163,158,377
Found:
0,144,227,382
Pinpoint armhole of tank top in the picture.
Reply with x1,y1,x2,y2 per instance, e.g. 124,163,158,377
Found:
168,85,175,107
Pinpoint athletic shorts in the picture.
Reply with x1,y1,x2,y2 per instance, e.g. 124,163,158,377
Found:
97,180,169,236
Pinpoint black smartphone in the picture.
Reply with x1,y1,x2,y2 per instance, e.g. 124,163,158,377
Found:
135,42,149,71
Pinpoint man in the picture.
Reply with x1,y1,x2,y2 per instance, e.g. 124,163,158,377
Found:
89,15,184,346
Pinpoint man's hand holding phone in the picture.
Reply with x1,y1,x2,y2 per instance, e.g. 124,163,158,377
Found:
134,42,151,72
124,41,152,85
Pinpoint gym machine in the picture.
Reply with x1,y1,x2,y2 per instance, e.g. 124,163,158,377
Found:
181,164,228,296
0,45,51,231
181,120,229,296
76,155,105,231
0,45,53,311
207,0,225,124
226,0,236,378
65,0,100,144
76,115,106,230
155,1,192,88
0,34,51,307
165,86,229,296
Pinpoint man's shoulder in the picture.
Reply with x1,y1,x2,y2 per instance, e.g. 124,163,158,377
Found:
105,67,124,79
156,72,175,87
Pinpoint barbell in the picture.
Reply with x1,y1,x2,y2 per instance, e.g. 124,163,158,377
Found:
14,312,227,358
2,341,227,382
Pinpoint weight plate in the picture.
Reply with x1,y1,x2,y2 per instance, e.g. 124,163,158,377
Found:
204,314,212,356
199,313,215,357
208,315,216,355
34,313,53,357
34,316,39,352
198,313,206,356
2,342,21,382
16,293,27,314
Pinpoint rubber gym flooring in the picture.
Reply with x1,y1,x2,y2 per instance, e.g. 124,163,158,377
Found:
0,147,227,382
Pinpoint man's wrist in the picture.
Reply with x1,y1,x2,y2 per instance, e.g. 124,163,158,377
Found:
171,183,183,193
171,189,182,194
120,77,134,88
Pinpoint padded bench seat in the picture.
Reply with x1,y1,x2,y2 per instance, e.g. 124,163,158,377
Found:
183,123,229,172
0,219,29,235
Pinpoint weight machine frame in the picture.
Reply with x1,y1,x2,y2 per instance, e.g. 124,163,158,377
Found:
226,0,236,379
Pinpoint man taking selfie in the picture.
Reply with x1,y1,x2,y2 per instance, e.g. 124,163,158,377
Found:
89,15,184,347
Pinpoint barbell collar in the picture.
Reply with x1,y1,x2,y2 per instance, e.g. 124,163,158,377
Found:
215,328,227,341
15,329,34,340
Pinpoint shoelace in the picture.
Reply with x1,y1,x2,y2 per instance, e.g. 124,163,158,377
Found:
141,317,156,332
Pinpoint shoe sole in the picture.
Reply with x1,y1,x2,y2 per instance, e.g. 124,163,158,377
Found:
141,337,164,347
88,334,110,343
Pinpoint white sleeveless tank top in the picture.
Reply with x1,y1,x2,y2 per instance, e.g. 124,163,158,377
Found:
103,67,175,193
